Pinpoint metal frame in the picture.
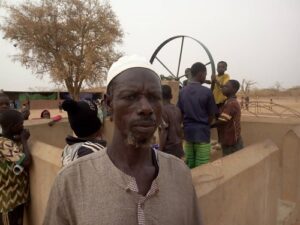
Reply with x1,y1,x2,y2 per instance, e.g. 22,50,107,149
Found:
242,101,300,118
150,35,215,80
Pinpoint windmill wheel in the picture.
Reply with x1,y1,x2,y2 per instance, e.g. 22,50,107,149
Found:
150,35,215,83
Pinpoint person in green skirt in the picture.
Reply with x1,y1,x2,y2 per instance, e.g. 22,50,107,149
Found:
178,62,217,168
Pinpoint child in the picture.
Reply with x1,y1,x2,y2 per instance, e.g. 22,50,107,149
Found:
212,61,230,109
0,93,10,111
40,109,51,119
159,85,184,159
61,99,106,166
178,62,217,168
212,80,244,156
21,100,30,120
0,109,31,225
0,93,10,135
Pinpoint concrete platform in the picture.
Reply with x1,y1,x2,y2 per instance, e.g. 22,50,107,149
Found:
277,199,297,225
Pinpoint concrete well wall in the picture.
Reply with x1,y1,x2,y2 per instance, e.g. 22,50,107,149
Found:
25,119,72,148
26,141,62,225
192,140,280,225
240,117,300,148
211,116,300,149
281,126,300,224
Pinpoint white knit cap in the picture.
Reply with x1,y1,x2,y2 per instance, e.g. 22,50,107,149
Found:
106,55,160,87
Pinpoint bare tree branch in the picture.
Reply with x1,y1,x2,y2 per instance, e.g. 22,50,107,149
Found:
241,79,256,96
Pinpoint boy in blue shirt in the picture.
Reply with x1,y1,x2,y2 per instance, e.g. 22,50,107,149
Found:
178,62,217,168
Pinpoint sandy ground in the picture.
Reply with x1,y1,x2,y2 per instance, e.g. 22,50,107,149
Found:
249,96,300,110
239,96,300,118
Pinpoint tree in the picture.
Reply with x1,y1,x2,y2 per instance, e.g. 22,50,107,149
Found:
274,81,282,92
1,0,123,99
241,79,256,96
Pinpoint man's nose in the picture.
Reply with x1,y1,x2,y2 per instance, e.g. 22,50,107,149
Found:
137,96,153,116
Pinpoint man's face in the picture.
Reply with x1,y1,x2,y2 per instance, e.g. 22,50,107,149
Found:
222,82,233,96
109,68,162,147
217,63,227,75
0,96,10,111
185,68,191,79
42,111,51,119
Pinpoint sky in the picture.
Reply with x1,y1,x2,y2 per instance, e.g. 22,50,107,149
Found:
0,0,300,91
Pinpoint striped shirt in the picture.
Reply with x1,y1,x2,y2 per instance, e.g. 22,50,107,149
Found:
62,138,105,167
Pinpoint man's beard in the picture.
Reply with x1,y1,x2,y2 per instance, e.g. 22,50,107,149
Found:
126,131,153,149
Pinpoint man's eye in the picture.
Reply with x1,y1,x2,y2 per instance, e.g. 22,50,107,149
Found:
124,95,137,101
148,95,161,101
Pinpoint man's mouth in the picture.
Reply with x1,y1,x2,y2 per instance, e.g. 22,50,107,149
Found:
132,121,157,132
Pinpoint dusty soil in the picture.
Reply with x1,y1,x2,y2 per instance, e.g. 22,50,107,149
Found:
240,96,300,118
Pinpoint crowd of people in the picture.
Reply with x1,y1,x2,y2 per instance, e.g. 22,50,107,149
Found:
176,61,243,166
0,55,244,225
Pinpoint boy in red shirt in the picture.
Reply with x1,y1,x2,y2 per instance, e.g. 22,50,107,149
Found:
212,80,243,156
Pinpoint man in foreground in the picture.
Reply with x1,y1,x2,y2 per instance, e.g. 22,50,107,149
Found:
43,55,202,225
